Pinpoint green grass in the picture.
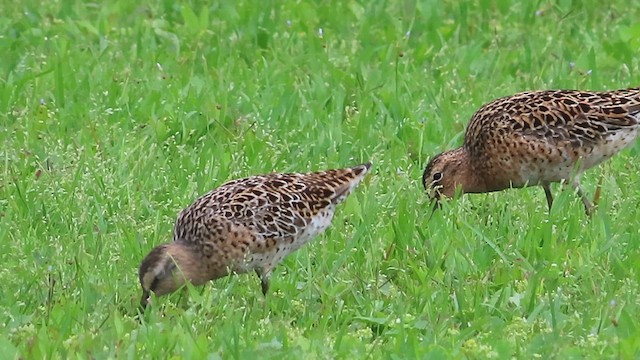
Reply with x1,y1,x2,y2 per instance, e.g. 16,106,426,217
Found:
2,0,640,358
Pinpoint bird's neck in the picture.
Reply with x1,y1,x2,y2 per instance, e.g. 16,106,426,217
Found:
454,147,489,194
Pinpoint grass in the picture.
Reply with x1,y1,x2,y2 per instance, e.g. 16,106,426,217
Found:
1,0,640,358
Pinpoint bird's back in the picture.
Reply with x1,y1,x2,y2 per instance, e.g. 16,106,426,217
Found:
462,88,640,187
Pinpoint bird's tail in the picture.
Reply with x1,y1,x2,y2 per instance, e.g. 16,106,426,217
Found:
328,162,372,204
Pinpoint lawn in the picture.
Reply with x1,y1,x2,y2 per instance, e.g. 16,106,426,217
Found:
2,0,640,358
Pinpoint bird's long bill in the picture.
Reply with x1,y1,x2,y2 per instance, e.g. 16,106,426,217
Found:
139,290,150,311
428,196,441,221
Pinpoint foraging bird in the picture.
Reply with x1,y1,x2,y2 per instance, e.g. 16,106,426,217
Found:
138,162,371,309
422,87,640,215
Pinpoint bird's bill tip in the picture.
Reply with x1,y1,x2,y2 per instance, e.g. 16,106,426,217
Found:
425,189,444,219
429,197,441,214
139,290,151,311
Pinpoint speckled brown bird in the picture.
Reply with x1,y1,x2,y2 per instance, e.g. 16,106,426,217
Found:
422,87,640,215
138,162,371,309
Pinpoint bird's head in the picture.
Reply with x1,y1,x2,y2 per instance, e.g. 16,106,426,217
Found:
422,148,472,210
138,243,196,310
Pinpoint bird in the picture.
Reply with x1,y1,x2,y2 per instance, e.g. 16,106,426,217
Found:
422,87,640,215
138,162,372,309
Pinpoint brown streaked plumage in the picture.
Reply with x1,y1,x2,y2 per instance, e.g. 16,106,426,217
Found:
139,162,372,309
423,87,640,215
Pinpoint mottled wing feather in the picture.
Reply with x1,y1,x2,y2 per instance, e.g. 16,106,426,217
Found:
173,163,371,244
464,89,640,156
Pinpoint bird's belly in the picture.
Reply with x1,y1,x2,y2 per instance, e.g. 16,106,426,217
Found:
511,129,639,186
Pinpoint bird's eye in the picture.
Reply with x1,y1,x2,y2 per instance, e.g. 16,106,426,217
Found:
433,172,443,182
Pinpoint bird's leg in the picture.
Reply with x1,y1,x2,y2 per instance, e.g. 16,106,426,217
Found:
573,178,594,216
255,269,271,297
179,286,190,308
255,269,272,314
593,173,604,208
542,183,554,212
